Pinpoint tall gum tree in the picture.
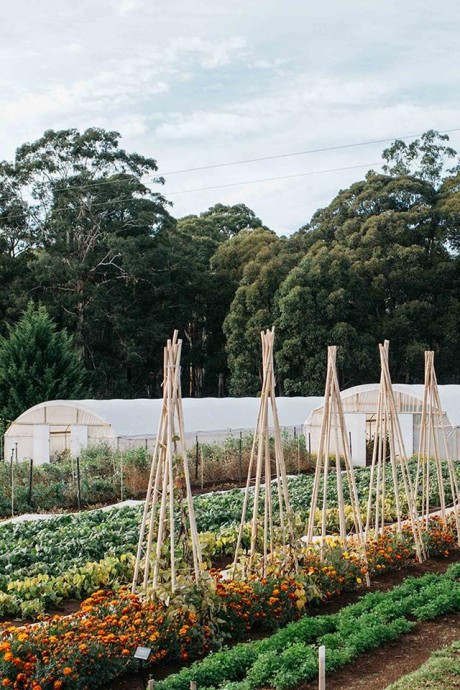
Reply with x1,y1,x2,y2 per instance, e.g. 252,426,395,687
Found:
5,128,172,396
171,204,266,397
223,231,311,395
276,171,458,394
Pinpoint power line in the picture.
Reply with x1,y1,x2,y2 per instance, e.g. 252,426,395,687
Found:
0,160,383,224
165,162,382,195
2,126,459,199
162,127,460,175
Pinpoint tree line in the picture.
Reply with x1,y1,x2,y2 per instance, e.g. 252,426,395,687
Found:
0,127,460,419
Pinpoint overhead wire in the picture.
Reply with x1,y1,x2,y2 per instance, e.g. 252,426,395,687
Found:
0,161,383,223
2,126,459,198
161,127,460,175
165,162,382,195
1,127,459,223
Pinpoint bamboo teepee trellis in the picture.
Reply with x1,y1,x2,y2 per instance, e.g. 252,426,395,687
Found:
132,331,202,594
232,328,297,577
305,346,369,584
416,351,460,544
365,341,426,562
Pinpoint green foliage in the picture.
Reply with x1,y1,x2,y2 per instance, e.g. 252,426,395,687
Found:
381,129,459,186
157,563,460,690
0,444,150,515
1,127,460,397
223,232,310,395
0,506,141,582
0,303,88,421
275,171,456,393
2,555,133,619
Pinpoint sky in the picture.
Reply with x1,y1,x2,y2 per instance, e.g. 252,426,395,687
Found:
1,0,459,234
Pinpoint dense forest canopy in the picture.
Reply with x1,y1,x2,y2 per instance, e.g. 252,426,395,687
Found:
1,128,460,416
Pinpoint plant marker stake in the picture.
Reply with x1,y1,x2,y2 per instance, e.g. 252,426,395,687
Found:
200,439,204,490
148,679,155,690
239,430,243,484
76,455,81,511
190,682,197,690
195,435,199,481
120,452,124,502
27,458,33,505
318,645,326,690
10,448,14,517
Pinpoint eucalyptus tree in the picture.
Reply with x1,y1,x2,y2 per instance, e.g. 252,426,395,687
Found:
276,172,458,393
5,128,171,395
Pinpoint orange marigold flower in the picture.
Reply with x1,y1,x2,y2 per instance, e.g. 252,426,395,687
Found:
63,668,72,676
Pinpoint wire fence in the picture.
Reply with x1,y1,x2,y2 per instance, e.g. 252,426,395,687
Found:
0,428,315,518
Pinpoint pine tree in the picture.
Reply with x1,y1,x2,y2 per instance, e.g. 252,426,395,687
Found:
0,303,88,422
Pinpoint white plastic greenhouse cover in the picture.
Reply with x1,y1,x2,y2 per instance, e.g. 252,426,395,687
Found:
306,383,460,428
10,397,324,439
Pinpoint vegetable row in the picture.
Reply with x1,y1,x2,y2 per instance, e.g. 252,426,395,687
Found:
2,553,460,689
158,561,460,690
2,458,457,581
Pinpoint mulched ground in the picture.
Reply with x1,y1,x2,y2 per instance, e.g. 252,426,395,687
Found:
107,551,460,690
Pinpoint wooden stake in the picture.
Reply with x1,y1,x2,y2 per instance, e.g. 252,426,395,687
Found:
132,331,202,594
233,327,297,577
365,341,426,562
305,346,370,585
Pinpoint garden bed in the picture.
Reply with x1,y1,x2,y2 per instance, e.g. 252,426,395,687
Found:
105,551,460,690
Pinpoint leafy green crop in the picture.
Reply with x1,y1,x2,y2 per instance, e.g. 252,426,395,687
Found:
156,562,460,690
0,506,142,585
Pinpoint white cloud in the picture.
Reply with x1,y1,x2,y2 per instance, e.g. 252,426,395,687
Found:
110,0,145,15
162,36,247,69
65,42,83,54
1,0,459,233
156,111,259,140
155,74,394,142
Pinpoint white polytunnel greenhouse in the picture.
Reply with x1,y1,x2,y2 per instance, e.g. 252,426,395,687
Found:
4,396,323,464
305,383,460,467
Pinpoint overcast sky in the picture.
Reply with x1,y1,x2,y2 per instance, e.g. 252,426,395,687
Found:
1,0,459,234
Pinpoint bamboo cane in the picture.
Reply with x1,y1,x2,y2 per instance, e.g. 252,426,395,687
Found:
305,346,370,584
234,327,297,577
135,331,203,594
